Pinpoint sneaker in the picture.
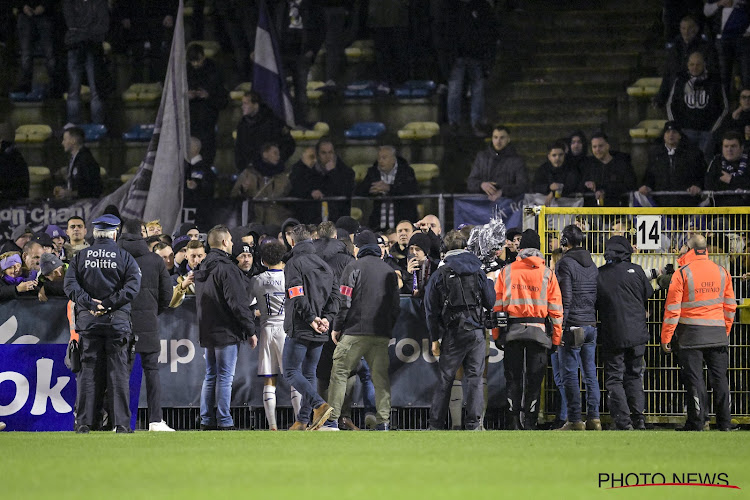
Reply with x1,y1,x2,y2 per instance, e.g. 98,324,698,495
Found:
338,416,359,431
585,418,602,431
558,421,586,431
309,403,332,431
615,424,635,431
217,425,237,431
675,424,703,431
114,425,133,434
76,425,90,434
317,420,339,431
633,417,646,430
549,419,566,430
718,424,739,432
364,413,377,430
375,423,390,431
200,424,217,431
148,420,175,432
288,421,308,431
0,421,5,431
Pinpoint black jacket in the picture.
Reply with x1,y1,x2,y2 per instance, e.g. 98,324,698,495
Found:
655,34,718,107
532,160,580,197
289,158,355,224
443,0,499,64
313,237,354,280
580,152,637,207
355,157,418,229
234,105,295,171
424,250,494,343
667,72,727,133
705,153,750,206
332,250,401,337
63,0,109,46
118,233,172,352
0,143,29,200
284,239,339,342
643,141,705,206
187,57,228,126
555,247,598,329
64,237,142,333
596,237,654,349
68,147,103,198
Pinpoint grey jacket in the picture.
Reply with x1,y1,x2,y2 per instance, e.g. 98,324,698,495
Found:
466,145,528,197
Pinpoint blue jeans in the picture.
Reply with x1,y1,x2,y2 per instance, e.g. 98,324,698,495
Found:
357,358,376,412
17,14,55,89
447,57,485,126
550,350,571,421
67,42,105,124
200,344,238,427
559,326,600,422
283,337,325,424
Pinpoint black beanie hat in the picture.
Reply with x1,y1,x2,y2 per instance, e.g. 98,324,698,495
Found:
354,230,378,247
336,216,360,235
408,232,432,254
519,229,541,250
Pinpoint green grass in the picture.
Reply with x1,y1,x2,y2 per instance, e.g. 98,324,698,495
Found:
2,431,749,499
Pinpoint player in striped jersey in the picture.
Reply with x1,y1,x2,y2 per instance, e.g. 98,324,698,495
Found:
250,240,301,430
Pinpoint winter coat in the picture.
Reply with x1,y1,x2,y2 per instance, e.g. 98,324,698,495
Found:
580,152,637,207
289,158,355,224
234,105,295,171
532,160,580,197
466,145,528,198
118,233,172,352
655,33,718,107
0,143,29,200
313,237,354,279
68,147,102,199
596,237,653,349
705,153,750,206
63,0,109,46
355,157,419,229
643,141,705,206
555,247,598,329
667,72,728,132
194,248,256,347
187,57,228,127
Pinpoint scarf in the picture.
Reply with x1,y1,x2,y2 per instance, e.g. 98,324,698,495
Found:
254,159,285,179
721,153,748,178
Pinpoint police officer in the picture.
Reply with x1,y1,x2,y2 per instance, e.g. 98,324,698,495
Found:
425,230,495,430
64,215,142,434
493,229,563,430
661,234,737,431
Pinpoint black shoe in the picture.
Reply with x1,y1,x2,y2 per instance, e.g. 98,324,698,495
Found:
523,418,538,430
718,424,739,432
114,425,133,434
200,424,217,431
375,423,390,431
615,424,635,431
506,415,521,430
76,425,90,434
633,418,646,430
217,425,237,431
675,424,703,431
549,419,566,430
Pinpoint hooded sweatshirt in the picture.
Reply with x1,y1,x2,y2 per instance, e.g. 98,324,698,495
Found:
313,237,354,280
555,246,598,329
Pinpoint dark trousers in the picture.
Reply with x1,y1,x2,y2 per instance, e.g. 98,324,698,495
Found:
78,331,131,429
677,346,731,429
504,340,548,426
16,14,55,90
283,337,325,424
372,27,409,86
430,329,486,430
603,344,646,429
75,344,108,430
718,37,750,98
138,351,162,423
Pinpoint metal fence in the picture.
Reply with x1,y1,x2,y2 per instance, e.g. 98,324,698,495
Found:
537,206,750,424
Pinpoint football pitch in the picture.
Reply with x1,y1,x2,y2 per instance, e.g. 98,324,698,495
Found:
2,431,749,499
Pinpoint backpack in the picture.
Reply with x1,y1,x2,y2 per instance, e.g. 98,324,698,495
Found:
440,265,484,331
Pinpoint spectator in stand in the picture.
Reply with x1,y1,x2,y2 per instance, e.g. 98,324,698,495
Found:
117,0,176,83
145,220,163,237
639,121,705,207
0,251,38,300
467,125,528,201
356,146,419,231
566,130,588,174
716,87,750,142
417,215,442,237
705,130,750,206
32,232,55,255
390,219,414,270
289,140,355,224
305,0,351,88
0,123,30,200
22,240,44,277
533,141,581,204
55,127,102,199
12,0,56,95
402,231,438,297
274,0,312,124
187,44,228,164
704,0,750,98
1,225,33,255
214,0,257,84
667,51,728,157
37,253,67,302
185,137,217,207
153,241,177,282
44,225,67,260
235,91,295,172
171,234,191,275
662,1,704,42
445,0,499,137
63,0,108,125
231,143,292,225
581,132,637,207
64,216,89,259
654,15,718,108
367,0,409,91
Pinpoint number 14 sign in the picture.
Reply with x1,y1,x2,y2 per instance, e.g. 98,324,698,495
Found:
636,215,661,250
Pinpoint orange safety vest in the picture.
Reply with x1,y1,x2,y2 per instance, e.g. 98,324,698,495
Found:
661,248,735,347
493,254,563,346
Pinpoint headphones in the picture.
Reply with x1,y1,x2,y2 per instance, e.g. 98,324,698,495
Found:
559,230,569,248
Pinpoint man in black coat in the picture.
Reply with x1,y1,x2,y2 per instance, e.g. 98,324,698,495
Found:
639,121,705,207
234,91,295,171
119,220,173,431
289,140,355,224
596,236,653,430
581,133,637,207
194,225,258,430
532,141,580,201
187,44,228,164
0,124,30,200
705,130,750,206
555,224,601,431
56,127,102,199
283,224,339,430
355,146,418,230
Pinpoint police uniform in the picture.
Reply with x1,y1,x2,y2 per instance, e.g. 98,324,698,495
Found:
64,215,142,433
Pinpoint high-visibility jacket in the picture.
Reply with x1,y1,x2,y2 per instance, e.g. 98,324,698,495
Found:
493,253,563,347
661,248,735,349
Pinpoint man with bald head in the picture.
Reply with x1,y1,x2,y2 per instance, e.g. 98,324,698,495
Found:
661,234,736,431
355,146,418,230
417,215,442,236
667,51,728,157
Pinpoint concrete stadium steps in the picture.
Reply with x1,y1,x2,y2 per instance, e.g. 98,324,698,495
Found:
503,81,624,100
494,108,611,124
532,52,641,69
537,39,648,54
521,66,634,84
503,121,607,139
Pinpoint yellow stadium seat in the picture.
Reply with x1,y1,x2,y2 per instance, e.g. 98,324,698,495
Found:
290,122,330,141
63,85,90,101
28,166,51,182
188,40,220,59
345,40,374,63
397,122,440,140
350,207,363,221
230,82,252,101
100,167,108,178
15,124,52,143
352,164,370,183
411,163,440,184
629,119,667,140
626,77,662,98
307,81,326,101
232,130,237,141
122,82,163,102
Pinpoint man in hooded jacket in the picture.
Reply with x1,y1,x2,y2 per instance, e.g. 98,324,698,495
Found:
596,235,653,430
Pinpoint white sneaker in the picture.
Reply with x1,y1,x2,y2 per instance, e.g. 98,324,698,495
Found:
0,421,6,431
364,413,377,430
148,420,175,432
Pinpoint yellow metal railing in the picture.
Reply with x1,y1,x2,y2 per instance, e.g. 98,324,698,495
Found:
538,206,750,423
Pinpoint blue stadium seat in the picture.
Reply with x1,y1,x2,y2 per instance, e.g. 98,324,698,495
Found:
344,122,386,140
394,80,437,99
122,124,155,142
8,87,47,103
79,123,108,142
344,81,389,98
